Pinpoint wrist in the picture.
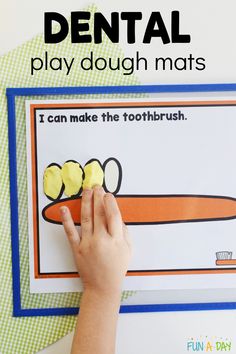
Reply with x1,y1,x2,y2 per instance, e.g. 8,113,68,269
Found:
83,286,122,301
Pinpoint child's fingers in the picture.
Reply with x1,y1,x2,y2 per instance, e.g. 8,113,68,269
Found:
60,206,80,247
104,193,123,237
94,186,106,234
81,188,93,237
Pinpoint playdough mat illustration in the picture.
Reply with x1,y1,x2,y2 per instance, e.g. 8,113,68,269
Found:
26,96,236,293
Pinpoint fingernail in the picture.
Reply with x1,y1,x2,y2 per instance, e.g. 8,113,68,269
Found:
60,206,68,220
105,192,114,199
94,185,103,191
82,188,92,196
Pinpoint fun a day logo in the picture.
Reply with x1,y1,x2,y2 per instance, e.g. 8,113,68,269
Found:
187,337,232,352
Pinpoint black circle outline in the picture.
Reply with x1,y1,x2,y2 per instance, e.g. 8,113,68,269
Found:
43,163,64,201
62,160,84,197
83,158,104,187
103,157,122,195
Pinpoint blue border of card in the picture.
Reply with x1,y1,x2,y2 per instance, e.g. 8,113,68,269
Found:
7,83,236,317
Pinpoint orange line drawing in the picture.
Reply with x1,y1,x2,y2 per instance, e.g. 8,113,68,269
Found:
216,260,236,266
42,195,236,225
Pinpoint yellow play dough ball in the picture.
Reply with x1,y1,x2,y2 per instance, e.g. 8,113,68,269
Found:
61,161,83,197
83,160,104,189
43,165,63,200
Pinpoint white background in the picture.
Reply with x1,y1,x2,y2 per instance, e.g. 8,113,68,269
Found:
2,0,236,353
28,99,236,295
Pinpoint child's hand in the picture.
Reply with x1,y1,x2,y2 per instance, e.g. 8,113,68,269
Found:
60,186,132,295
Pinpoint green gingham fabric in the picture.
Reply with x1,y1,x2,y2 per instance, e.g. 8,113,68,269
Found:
0,4,140,353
